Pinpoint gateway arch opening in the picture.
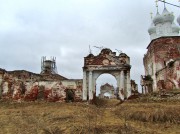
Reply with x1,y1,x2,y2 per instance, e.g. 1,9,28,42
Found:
96,73,117,99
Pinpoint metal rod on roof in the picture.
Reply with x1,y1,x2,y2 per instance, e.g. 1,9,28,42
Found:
93,46,104,50
89,45,92,54
155,0,159,13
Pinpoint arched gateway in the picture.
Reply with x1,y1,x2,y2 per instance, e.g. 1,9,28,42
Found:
99,83,116,99
82,48,131,101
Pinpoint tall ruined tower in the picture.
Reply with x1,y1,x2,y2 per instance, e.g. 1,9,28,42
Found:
141,1,180,93
40,56,58,75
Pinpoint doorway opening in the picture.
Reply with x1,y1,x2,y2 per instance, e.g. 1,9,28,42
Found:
65,89,75,102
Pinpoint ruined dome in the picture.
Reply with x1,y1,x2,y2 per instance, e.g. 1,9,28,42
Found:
177,15,180,25
161,8,174,23
148,22,156,35
172,22,180,33
153,12,164,25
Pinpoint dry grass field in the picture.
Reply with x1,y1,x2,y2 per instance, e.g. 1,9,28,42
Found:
0,95,179,134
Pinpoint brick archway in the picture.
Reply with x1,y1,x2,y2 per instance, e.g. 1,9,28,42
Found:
99,83,116,99
82,48,131,102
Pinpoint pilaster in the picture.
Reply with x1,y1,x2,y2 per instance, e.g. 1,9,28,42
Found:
82,70,87,100
119,70,125,100
88,71,93,100
126,70,131,98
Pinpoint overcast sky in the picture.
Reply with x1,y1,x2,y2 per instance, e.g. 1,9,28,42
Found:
0,0,179,93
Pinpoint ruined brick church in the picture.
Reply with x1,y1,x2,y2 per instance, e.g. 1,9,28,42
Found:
141,3,180,93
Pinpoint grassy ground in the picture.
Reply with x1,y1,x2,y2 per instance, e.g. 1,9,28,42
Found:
0,97,179,134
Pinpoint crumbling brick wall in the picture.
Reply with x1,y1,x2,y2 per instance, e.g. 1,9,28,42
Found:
0,69,83,102
156,60,180,90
